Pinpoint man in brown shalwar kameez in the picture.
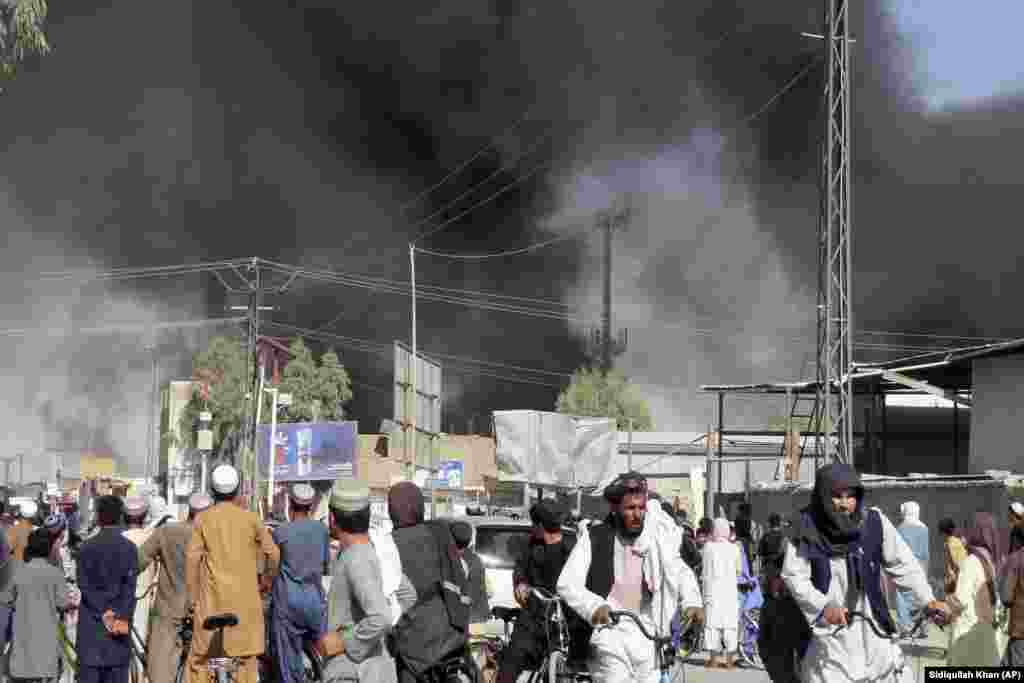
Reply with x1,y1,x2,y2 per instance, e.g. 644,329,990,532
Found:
185,466,280,683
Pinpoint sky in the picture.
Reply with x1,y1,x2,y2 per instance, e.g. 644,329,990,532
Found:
0,0,1021,479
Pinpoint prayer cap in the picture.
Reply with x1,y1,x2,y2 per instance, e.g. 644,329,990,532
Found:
211,464,240,495
1012,502,1024,517
189,493,213,512
290,483,316,506
20,501,38,519
124,496,149,518
330,479,370,512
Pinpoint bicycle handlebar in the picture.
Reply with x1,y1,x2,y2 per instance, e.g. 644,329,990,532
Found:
606,610,672,645
531,587,561,603
831,608,945,639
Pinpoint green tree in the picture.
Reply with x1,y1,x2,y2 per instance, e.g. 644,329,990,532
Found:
555,367,653,431
1,0,51,80
314,349,353,421
176,336,250,452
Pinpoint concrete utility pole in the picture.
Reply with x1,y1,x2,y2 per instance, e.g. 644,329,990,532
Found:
596,199,631,372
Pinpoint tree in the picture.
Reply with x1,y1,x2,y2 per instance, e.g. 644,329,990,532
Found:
556,367,654,431
173,336,355,452
0,0,51,80
276,339,352,423
177,336,250,453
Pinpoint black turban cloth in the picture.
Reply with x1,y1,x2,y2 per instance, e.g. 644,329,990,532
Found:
451,520,473,548
795,463,865,558
532,499,567,532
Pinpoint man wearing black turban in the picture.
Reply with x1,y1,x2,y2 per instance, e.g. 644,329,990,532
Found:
497,499,579,683
782,464,949,683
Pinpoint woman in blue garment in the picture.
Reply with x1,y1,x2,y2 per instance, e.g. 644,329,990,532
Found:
733,522,764,662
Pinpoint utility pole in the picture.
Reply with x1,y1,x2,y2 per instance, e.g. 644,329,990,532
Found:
593,199,630,372
816,0,855,465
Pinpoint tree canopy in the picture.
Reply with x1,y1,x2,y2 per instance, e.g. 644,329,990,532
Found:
174,336,353,453
555,367,654,431
1,0,51,80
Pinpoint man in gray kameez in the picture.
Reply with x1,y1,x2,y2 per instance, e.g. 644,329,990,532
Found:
323,481,413,683
9,529,71,683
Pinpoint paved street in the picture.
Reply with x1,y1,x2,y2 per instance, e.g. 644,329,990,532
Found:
668,623,950,683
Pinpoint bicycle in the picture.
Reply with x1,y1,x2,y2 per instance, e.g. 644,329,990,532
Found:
176,611,323,683
605,611,684,683
469,606,519,683
529,587,589,683
830,607,946,679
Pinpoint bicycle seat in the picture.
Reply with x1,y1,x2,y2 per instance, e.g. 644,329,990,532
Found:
203,613,239,631
492,606,520,623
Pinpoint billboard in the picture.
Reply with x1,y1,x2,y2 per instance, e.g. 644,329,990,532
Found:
255,422,357,482
493,410,617,487
433,460,463,489
393,341,442,470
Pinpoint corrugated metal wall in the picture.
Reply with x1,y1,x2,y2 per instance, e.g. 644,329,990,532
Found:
749,479,1008,590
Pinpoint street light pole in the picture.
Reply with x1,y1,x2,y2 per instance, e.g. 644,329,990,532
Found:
267,387,279,516
409,244,418,483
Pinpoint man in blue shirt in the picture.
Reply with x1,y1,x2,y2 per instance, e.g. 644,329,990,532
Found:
270,484,330,683
895,501,930,638
76,495,138,683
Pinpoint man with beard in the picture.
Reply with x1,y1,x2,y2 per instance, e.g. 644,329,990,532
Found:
386,481,469,682
558,473,703,683
497,500,578,683
782,464,949,683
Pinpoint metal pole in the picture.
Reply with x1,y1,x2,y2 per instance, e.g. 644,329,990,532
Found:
602,212,612,373
252,367,266,511
716,393,724,516
409,244,418,482
627,418,634,471
267,388,279,516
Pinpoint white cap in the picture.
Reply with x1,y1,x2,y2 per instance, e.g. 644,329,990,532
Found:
20,501,38,519
211,464,240,495
1011,502,1024,518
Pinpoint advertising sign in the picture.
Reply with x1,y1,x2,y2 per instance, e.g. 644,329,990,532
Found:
493,410,617,487
433,460,463,489
255,422,358,482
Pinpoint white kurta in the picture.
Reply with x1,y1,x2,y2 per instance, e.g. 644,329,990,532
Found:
557,504,702,683
782,508,934,683
701,540,740,628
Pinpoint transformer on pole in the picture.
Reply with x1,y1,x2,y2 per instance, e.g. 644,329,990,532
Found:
817,0,855,465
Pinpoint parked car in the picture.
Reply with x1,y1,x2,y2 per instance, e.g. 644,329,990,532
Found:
444,516,577,611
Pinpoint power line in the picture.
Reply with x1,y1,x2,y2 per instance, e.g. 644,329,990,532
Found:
400,108,537,213
413,154,555,244
411,130,553,239
741,55,822,126
414,232,580,260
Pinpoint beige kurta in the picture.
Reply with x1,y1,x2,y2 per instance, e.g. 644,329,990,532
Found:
7,520,31,562
184,502,280,658
947,554,1002,666
124,527,157,654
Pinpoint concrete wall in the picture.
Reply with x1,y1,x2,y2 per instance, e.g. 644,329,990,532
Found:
749,479,1008,592
970,355,1024,473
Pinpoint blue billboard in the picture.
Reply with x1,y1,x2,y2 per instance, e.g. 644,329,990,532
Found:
255,421,357,482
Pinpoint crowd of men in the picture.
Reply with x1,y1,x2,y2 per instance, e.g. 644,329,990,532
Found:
1,461,1022,683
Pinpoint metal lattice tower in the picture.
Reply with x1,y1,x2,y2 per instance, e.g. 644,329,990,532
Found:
816,0,855,465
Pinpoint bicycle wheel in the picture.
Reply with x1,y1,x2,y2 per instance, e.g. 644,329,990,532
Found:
301,642,323,683
739,610,761,668
545,651,568,683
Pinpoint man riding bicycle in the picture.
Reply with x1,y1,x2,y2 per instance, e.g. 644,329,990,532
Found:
497,499,581,683
558,472,703,683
